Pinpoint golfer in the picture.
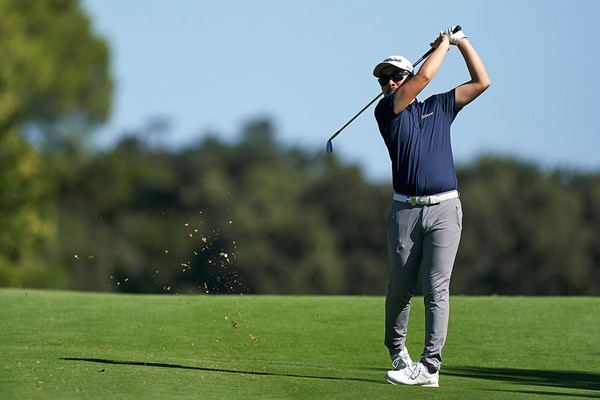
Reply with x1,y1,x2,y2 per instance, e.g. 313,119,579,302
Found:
373,27,490,387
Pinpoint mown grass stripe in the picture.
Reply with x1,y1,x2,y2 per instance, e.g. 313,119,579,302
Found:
1,289,598,400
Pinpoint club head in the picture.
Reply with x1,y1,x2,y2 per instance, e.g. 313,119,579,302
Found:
326,139,333,154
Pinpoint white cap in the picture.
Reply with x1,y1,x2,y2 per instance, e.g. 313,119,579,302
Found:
372,55,413,77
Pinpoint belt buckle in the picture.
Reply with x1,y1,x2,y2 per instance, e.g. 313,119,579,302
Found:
429,195,441,205
409,195,439,206
410,196,427,206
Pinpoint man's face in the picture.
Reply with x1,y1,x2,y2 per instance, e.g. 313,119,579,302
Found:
378,66,410,95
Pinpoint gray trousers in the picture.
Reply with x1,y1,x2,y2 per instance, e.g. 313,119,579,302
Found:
385,197,462,372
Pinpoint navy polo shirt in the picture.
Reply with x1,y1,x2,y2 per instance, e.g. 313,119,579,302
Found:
374,89,460,196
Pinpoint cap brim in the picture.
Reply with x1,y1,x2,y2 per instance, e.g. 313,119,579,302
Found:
373,61,412,77
373,62,394,78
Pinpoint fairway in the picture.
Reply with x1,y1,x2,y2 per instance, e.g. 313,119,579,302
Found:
0,289,598,399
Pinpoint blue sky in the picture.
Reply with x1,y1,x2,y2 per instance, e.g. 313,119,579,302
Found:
82,0,600,182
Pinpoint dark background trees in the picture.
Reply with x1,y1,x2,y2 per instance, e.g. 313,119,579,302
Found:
1,0,598,295
42,120,600,295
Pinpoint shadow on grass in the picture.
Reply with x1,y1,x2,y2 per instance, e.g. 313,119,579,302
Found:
61,357,385,385
444,366,600,397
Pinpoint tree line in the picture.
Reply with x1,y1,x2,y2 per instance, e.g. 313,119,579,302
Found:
3,118,598,295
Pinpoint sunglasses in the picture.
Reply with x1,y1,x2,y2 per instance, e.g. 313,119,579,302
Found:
378,70,410,86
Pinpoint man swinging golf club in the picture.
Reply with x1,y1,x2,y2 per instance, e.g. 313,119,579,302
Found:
374,26,490,387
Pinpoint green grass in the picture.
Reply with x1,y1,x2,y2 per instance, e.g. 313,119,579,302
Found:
0,289,598,399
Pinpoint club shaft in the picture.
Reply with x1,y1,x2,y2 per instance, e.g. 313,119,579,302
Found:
328,92,383,141
412,48,434,68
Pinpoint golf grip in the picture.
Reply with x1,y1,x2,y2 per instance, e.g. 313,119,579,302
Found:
412,25,462,67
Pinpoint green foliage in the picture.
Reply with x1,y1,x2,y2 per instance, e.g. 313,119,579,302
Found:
0,0,112,143
0,0,112,287
456,157,600,295
4,110,600,294
0,131,55,286
31,119,600,295
49,120,386,294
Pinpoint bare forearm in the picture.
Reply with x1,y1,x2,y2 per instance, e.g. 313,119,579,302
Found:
455,38,490,107
458,38,490,88
417,38,451,82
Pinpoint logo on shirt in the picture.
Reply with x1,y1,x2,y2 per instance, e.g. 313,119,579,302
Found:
421,112,434,120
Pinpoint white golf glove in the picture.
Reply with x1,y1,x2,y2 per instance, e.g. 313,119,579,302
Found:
443,26,467,45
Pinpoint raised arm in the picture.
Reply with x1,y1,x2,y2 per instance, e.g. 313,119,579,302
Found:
453,35,490,109
392,34,451,114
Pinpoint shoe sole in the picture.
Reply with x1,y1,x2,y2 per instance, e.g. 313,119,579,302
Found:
385,373,439,387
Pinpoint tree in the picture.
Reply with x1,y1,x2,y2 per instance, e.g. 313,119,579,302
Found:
0,130,54,286
0,0,112,145
48,129,600,295
0,0,112,286
180,120,348,294
455,157,597,295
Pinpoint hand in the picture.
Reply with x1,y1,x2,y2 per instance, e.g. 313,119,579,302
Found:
430,32,450,49
444,26,467,45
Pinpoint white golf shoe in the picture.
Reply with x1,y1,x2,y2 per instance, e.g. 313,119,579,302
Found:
390,347,413,370
385,362,439,387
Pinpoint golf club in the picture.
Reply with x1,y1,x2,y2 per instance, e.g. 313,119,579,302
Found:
325,26,461,154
